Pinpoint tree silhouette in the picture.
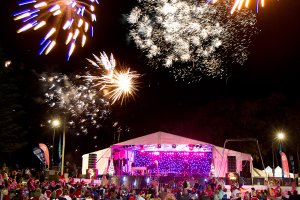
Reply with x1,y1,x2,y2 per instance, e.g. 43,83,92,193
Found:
0,52,28,153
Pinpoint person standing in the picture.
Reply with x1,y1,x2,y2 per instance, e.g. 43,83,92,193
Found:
214,185,225,200
231,186,241,200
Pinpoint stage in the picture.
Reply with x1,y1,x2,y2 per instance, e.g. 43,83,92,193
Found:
82,132,253,183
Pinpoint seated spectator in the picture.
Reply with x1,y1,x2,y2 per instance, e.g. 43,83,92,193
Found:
289,190,300,200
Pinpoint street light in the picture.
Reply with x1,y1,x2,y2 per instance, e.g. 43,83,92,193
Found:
277,132,284,140
51,119,60,168
61,117,66,176
272,132,285,177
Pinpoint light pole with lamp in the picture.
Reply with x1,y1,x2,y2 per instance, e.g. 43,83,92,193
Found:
277,132,285,178
51,119,60,168
60,117,66,176
272,132,285,177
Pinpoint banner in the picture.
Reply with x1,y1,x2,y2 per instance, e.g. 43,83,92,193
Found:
39,143,50,167
280,151,289,177
33,147,46,166
107,158,115,176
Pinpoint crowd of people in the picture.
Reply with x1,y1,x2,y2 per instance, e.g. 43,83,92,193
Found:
0,165,299,200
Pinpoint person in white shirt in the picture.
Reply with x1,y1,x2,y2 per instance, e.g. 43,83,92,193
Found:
214,185,225,200
231,186,241,200
62,189,72,200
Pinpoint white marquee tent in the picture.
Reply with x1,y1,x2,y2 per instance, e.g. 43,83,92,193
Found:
252,166,294,178
82,131,253,177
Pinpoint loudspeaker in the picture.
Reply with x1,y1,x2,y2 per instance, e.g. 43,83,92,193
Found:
242,160,250,173
227,156,236,172
88,154,97,168
240,171,251,178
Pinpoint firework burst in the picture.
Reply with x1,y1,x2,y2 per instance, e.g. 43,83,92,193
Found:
208,0,266,14
40,73,111,134
128,0,257,82
84,52,140,105
13,0,99,60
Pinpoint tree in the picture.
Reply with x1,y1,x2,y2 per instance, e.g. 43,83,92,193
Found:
0,59,28,153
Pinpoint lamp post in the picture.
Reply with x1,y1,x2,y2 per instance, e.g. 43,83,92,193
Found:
51,119,60,168
272,142,275,177
277,132,285,178
272,132,285,177
60,117,66,176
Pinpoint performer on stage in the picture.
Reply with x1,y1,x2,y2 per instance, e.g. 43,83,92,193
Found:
154,160,158,168
183,160,190,177
147,160,159,175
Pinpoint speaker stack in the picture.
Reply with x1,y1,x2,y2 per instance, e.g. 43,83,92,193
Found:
227,156,237,173
88,154,97,168
240,160,251,178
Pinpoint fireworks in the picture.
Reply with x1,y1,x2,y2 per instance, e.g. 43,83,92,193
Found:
128,0,257,82
40,73,111,134
208,0,265,14
13,0,99,60
85,52,140,104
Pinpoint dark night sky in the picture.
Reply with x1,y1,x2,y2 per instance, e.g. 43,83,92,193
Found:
0,0,300,168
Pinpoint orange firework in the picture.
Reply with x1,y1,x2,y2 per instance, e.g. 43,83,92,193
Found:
209,0,265,14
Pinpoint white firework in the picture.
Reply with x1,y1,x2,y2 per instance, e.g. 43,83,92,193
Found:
128,0,258,82
84,52,140,105
40,73,111,134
